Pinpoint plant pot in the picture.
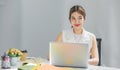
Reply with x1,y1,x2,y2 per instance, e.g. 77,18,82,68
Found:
10,57,18,66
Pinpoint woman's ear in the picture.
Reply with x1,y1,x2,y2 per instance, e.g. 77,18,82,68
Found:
69,20,73,28
83,18,86,24
69,18,71,22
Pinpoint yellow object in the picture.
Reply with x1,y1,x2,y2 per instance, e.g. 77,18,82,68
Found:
32,64,41,70
7,48,23,57
20,52,27,61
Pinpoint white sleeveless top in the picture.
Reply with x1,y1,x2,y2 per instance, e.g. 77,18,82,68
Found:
62,28,93,52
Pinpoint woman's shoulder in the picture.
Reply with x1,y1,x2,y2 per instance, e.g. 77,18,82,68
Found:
85,30,96,38
62,29,73,34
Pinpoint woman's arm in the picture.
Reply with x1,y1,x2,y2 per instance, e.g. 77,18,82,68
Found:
48,32,63,60
55,32,62,42
88,35,99,65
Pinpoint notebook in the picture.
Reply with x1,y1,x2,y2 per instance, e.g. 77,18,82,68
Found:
49,42,89,68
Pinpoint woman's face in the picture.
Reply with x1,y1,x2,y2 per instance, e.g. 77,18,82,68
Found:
70,12,85,30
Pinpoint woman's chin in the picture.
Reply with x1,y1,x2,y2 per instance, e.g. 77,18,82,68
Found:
73,26,81,30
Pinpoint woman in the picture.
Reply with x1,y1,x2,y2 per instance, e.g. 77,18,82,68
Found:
56,5,99,65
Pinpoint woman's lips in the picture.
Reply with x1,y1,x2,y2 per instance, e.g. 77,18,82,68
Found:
74,24,80,27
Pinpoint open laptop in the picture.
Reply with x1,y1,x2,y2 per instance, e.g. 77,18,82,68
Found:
49,42,89,68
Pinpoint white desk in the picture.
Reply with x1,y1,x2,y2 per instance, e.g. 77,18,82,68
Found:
1,65,120,70
39,64,120,70
0,58,120,70
87,65,120,70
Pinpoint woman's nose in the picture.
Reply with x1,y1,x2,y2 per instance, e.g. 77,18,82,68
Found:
75,19,79,23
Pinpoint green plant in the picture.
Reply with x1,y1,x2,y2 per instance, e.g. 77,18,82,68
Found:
7,48,23,57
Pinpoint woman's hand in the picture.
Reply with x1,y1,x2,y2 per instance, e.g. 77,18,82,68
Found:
88,58,99,65
89,34,99,65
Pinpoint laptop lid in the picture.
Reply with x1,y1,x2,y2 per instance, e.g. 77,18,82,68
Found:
49,42,89,68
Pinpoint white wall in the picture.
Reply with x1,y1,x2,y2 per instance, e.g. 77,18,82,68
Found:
108,0,120,67
21,0,64,57
0,0,120,68
0,0,21,55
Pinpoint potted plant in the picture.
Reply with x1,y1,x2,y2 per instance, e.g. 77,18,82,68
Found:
7,48,23,66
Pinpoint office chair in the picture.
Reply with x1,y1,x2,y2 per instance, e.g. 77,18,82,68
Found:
96,38,102,66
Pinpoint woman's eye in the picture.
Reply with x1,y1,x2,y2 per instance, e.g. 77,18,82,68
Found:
71,17,75,20
78,17,82,19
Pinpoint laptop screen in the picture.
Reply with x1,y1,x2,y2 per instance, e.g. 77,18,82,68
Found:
49,42,89,68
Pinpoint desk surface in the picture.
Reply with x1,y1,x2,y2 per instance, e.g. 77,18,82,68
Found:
38,64,120,70
0,64,120,70
0,57,120,70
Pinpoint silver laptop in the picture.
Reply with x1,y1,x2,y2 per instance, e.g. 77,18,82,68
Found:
49,42,89,68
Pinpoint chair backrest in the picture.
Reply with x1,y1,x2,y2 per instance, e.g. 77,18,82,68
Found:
96,38,102,66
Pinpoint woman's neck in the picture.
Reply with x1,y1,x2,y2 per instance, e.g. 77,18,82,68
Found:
73,28,83,35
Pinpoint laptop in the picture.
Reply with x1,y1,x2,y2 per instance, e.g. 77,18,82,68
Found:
49,42,89,68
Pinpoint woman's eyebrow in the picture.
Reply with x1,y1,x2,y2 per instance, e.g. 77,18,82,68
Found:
71,16,75,18
78,15,82,17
